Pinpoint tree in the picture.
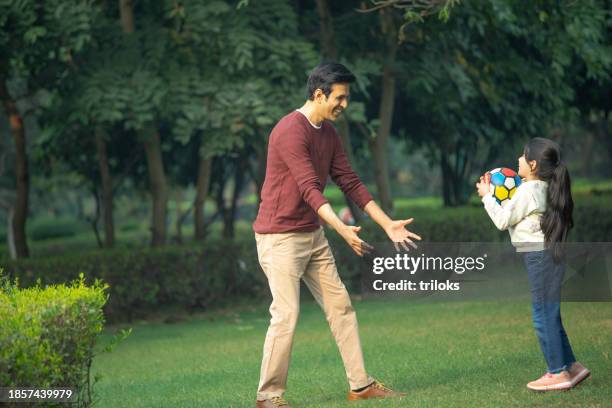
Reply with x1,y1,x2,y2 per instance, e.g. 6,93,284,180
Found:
354,1,459,212
397,0,612,205
0,0,97,257
315,0,366,223
297,1,456,214
169,0,318,238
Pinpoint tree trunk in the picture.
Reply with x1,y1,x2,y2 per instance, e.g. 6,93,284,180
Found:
215,177,229,238
0,78,29,258
253,144,267,212
369,9,397,214
580,132,594,178
225,159,246,239
0,193,16,259
119,0,135,33
174,188,184,244
120,0,167,245
440,147,472,207
459,146,473,204
440,155,456,207
315,0,364,222
76,193,85,219
90,187,103,248
95,127,115,248
194,155,213,241
315,0,337,59
336,119,365,222
6,207,16,260
142,128,168,246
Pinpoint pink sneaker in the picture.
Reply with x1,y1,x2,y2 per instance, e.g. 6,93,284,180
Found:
568,362,590,387
527,371,572,391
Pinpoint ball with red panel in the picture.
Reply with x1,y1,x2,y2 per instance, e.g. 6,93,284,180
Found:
486,167,522,206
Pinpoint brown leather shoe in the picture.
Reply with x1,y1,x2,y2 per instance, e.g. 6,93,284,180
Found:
347,380,406,401
256,396,292,407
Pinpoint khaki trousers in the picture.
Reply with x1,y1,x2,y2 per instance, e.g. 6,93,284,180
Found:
255,227,372,400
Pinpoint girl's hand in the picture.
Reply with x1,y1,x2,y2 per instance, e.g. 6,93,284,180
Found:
476,174,493,197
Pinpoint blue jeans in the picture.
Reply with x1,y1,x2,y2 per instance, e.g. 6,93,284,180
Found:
523,250,576,373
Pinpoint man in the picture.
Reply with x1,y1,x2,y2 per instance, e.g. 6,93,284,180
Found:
253,62,421,408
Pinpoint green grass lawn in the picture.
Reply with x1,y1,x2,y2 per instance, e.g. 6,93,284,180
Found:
92,298,612,408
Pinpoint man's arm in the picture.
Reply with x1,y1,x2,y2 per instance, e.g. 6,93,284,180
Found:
363,200,421,251
277,126,371,256
362,200,392,230
329,134,421,251
317,203,373,257
318,198,421,256
329,134,373,210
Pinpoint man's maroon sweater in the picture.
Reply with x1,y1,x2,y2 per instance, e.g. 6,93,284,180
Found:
253,110,373,233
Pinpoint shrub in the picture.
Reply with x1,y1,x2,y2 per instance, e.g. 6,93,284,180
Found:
28,217,85,241
0,272,108,407
2,241,265,323
118,220,141,232
572,192,612,241
2,193,609,323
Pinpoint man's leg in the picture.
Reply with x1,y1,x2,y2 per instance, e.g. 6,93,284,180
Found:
301,228,373,390
255,232,311,401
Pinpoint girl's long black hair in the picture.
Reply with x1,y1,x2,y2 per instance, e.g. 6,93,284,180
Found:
524,137,573,262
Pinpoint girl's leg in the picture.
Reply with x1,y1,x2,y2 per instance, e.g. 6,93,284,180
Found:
559,312,576,367
549,256,577,368
524,251,569,373
538,301,567,373
530,301,551,367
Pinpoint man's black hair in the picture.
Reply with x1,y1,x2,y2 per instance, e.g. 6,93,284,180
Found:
306,62,356,100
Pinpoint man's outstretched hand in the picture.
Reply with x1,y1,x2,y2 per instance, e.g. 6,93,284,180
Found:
316,202,421,257
316,203,375,257
384,218,421,252
339,225,374,257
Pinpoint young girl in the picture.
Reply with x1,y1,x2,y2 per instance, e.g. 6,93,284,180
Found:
476,137,590,391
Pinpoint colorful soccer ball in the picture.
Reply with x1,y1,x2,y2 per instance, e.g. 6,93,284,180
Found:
487,167,522,205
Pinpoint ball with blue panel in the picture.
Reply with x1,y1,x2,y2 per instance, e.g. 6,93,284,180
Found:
487,167,522,205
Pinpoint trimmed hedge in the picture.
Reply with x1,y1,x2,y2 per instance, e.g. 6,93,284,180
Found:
2,194,610,323
0,273,108,407
27,217,86,241
3,241,265,323
571,193,612,241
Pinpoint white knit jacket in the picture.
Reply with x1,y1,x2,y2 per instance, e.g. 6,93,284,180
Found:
482,180,549,252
